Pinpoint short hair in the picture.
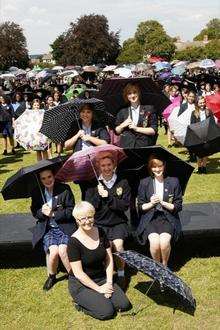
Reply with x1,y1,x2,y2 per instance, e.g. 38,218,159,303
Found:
122,83,141,103
147,154,165,176
95,152,116,168
79,104,94,113
72,201,95,220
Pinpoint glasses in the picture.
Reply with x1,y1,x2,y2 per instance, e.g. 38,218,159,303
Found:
78,216,94,223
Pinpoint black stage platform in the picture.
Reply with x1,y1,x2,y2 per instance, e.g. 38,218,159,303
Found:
0,202,220,246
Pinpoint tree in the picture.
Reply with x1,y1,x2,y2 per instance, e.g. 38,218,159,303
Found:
51,14,120,66
117,38,143,63
194,18,220,41
174,40,220,61
0,21,29,70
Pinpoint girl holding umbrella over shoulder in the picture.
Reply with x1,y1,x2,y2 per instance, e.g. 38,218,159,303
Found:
85,152,131,289
136,155,182,268
115,83,158,148
190,96,214,174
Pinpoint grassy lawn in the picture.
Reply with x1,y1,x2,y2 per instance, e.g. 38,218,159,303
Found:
0,130,220,329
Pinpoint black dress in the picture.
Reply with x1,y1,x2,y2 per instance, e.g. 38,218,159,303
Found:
85,176,131,241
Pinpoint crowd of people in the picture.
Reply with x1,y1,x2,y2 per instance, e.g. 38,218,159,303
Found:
1,62,219,320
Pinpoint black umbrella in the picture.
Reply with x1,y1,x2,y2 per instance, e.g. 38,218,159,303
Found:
40,98,115,143
118,145,194,194
97,77,171,115
1,156,67,201
115,250,196,311
184,117,220,158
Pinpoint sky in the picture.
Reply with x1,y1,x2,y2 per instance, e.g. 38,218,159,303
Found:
1,0,220,54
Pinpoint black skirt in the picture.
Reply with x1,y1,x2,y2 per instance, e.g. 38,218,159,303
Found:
98,223,130,241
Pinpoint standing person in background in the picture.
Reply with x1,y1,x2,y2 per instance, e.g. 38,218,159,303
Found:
190,96,214,174
53,91,64,155
167,85,180,148
0,95,15,155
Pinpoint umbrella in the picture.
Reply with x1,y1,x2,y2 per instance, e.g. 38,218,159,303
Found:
98,77,171,115
154,62,171,72
52,65,64,70
14,109,50,151
83,66,98,73
0,73,15,79
168,107,194,144
215,59,220,69
158,71,172,80
9,66,19,72
162,96,181,120
171,66,186,76
40,98,114,143
1,157,67,201
115,250,196,311
173,61,188,67
200,59,216,69
55,144,127,182
206,93,220,121
184,116,220,158
114,67,132,78
118,145,194,194
102,65,118,72
186,62,201,70
59,70,79,77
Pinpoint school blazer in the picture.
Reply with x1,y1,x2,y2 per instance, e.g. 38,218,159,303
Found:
136,176,182,241
115,105,158,148
190,109,213,124
30,182,76,248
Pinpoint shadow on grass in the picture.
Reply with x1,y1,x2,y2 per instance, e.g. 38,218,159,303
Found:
207,157,220,174
134,281,195,316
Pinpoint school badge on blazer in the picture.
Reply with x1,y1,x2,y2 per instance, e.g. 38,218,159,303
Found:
116,187,123,196
143,112,150,128
168,194,174,203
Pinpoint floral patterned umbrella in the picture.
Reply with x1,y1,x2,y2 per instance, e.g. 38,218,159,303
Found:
14,109,50,151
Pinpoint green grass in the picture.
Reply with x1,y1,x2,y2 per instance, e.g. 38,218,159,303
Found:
0,131,220,329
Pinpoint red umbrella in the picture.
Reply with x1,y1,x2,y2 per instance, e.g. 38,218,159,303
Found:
55,145,127,182
206,93,220,121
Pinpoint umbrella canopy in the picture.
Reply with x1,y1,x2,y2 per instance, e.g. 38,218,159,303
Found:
206,93,220,120
1,157,67,200
98,77,171,115
118,145,194,194
55,144,127,182
102,65,118,72
154,61,171,72
171,66,186,76
186,62,201,69
0,73,15,80
40,98,114,143
173,61,188,67
163,96,181,120
115,250,196,311
14,109,50,151
114,67,132,78
184,116,220,157
215,59,220,69
158,71,172,80
168,107,194,144
200,59,216,69
59,70,79,77
83,66,98,73
52,65,64,70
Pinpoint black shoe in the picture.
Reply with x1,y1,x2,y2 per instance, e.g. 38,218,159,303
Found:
11,149,16,155
2,150,7,155
197,167,203,174
43,275,56,291
202,167,207,174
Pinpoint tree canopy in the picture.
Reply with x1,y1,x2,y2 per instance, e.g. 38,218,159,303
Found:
117,20,175,63
194,18,220,41
51,14,120,66
0,21,29,70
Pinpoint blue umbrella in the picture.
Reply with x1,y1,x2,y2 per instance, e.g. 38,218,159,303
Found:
171,66,186,76
154,61,171,72
200,59,216,69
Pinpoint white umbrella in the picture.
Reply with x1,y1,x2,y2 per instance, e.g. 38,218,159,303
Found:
200,59,216,69
102,65,117,72
168,107,194,144
52,65,64,70
114,67,132,78
59,69,79,77
0,73,15,80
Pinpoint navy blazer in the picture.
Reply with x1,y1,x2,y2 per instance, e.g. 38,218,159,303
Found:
115,105,158,148
30,182,76,248
73,120,110,152
190,109,213,124
136,176,182,241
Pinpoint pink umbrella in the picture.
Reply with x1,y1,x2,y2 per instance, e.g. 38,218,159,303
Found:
206,92,220,121
215,60,220,69
162,96,181,120
55,145,127,182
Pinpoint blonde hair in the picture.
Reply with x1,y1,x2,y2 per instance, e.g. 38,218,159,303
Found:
148,155,165,176
72,201,95,220
194,96,206,119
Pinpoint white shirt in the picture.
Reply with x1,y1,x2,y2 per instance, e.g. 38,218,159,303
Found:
154,178,164,211
81,124,92,150
130,105,140,126
99,173,117,189
199,110,206,122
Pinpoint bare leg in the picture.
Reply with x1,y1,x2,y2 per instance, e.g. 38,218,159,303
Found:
42,150,49,160
159,233,171,267
36,151,42,161
47,245,59,274
148,233,161,262
112,239,125,272
58,244,71,273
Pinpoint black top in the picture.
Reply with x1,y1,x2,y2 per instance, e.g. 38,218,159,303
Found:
85,176,131,226
67,228,110,279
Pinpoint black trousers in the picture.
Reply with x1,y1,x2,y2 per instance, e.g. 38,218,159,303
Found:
68,276,131,320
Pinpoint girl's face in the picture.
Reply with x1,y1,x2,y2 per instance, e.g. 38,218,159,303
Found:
127,89,140,104
99,157,115,179
198,98,206,109
32,102,40,110
39,170,55,190
47,97,54,105
187,93,195,104
151,162,165,178
80,107,93,124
